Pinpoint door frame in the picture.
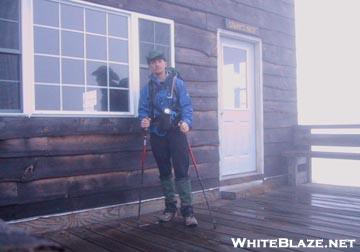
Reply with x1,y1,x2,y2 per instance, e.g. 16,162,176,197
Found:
217,29,264,181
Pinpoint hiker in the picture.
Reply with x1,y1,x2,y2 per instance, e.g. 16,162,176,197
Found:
138,50,198,227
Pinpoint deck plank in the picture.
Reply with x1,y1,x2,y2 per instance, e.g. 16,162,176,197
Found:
122,214,246,252
38,185,360,251
210,196,360,232
44,230,111,252
67,227,141,252
266,190,360,211
207,200,360,232
90,220,201,252
122,216,233,252
234,195,360,221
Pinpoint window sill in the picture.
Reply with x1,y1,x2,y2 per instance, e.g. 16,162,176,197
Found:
0,112,138,118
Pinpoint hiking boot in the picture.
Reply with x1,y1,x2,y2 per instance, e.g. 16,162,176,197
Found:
185,214,198,227
158,210,177,222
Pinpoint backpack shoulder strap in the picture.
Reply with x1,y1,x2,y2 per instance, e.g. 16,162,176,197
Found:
170,75,177,99
148,79,155,119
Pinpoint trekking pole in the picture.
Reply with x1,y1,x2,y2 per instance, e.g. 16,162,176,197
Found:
137,128,148,227
187,139,217,229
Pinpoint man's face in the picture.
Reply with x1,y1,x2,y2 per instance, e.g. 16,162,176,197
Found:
149,58,167,76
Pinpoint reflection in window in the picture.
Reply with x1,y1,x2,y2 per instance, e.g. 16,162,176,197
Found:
63,86,85,111
0,82,20,110
61,4,83,31
87,62,107,86
62,31,84,58
0,0,19,21
139,19,171,89
109,63,128,88
0,20,19,50
85,87,108,112
222,46,248,110
35,85,60,110
33,0,59,27
109,38,128,62
35,56,60,83
86,35,107,60
34,27,59,54
0,0,21,112
33,0,129,112
110,89,129,112
108,14,128,38
85,9,106,34
62,59,84,85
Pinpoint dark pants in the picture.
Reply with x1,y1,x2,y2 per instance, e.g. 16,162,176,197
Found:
150,128,193,216
150,128,190,180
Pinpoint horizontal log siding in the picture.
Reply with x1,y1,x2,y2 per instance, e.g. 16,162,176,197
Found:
0,0,296,219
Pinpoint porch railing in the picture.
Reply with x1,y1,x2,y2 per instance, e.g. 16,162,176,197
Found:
283,124,360,186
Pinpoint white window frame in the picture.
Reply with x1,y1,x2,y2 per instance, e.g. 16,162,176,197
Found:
133,12,175,118
0,0,23,116
1,0,174,118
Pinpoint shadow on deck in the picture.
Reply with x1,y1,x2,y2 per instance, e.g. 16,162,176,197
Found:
39,183,360,252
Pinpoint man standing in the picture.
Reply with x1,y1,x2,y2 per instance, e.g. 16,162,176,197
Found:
138,50,198,227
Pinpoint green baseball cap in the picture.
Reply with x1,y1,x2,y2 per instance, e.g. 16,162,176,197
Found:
146,50,166,64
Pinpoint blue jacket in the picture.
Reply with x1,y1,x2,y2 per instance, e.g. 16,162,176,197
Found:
138,72,193,136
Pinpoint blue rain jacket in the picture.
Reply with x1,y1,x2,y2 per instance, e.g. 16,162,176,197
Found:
138,72,193,136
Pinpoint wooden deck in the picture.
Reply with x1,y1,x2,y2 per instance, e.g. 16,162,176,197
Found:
41,184,360,252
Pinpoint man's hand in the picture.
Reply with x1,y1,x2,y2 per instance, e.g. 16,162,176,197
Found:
141,117,151,129
179,121,190,133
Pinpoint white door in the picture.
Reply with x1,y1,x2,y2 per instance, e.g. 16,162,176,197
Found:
219,37,257,178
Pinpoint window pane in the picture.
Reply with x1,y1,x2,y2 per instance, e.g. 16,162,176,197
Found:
0,82,20,110
62,59,84,85
61,4,83,31
86,35,106,60
139,19,154,42
0,53,19,81
140,67,150,89
34,27,59,55
63,86,85,111
0,20,19,50
35,56,60,83
33,0,59,27
110,89,128,112
140,42,154,65
35,85,60,110
0,0,19,21
85,87,108,111
62,31,83,57
109,38,128,62
87,62,107,86
108,14,127,38
155,22,170,44
85,9,106,34
109,63,128,88
30,2,136,115
222,46,247,109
